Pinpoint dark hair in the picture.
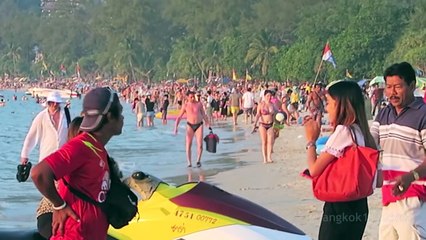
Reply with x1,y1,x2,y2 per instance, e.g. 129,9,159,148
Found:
384,62,416,86
108,94,121,119
327,81,377,149
314,83,323,88
264,89,273,96
186,91,195,96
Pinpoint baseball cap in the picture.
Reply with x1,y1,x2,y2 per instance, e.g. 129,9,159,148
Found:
80,87,115,132
46,91,64,103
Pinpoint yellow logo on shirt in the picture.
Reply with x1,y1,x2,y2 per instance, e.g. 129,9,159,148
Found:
82,140,103,161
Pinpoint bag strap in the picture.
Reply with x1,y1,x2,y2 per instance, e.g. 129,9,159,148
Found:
349,125,358,147
62,155,115,206
62,178,101,206
64,106,71,127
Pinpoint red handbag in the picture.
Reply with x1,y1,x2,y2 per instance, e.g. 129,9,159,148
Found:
311,127,379,202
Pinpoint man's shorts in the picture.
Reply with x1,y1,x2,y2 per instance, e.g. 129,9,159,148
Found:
379,197,426,240
244,108,253,115
137,113,143,122
146,111,155,117
161,110,167,120
230,106,240,114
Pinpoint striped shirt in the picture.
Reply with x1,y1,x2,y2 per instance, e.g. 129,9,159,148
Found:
370,97,426,206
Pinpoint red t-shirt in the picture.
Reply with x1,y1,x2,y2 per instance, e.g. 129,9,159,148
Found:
45,132,110,240
423,90,426,103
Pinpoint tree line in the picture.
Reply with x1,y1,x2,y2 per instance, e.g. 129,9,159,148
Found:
0,0,425,82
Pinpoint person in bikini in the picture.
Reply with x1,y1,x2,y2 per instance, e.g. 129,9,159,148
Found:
253,90,276,163
306,83,325,125
174,91,210,167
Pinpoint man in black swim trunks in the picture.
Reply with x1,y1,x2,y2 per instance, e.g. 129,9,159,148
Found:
173,91,210,167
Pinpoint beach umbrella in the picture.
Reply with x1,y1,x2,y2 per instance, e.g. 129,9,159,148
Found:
357,79,368,87
416,77,426,88
222,77,230,84
176,78,188,83
370,76,385,85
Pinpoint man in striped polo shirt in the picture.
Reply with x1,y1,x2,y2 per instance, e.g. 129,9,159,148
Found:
370,62,426,240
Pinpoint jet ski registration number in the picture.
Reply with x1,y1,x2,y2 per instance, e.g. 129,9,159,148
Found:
175,210,217,224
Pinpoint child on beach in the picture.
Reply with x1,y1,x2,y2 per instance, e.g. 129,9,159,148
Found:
303,80,381,240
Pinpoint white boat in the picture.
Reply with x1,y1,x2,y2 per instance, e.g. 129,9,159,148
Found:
27,87,77,99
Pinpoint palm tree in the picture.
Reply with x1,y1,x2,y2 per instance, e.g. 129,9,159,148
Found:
4,43,22,75
245,30,279,78
201,40,223,80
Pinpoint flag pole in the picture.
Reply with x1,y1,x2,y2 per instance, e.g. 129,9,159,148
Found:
313,59,324,85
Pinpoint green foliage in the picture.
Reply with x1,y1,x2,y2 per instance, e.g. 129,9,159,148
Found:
245,30,279,78
0,0,425,83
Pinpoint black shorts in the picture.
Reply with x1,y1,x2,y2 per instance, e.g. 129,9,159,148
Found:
161,110,167,120
244,108,253,115
37,213,52,239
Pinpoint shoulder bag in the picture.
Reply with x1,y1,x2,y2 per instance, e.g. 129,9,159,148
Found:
63,156,138,229
312,127,379,202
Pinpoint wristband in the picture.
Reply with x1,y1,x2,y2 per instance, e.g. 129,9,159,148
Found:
52,201,67,211
306,141,316,150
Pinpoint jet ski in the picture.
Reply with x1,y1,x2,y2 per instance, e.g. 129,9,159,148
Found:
0,172,312,240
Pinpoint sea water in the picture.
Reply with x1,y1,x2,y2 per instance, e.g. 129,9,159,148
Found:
0,89,258,229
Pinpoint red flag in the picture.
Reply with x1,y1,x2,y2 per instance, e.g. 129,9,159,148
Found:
322,42,337,68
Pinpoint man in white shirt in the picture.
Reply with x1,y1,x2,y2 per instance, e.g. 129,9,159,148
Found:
20,91,69,165
242,87,255,124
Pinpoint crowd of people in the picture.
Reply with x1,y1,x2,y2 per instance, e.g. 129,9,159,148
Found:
9,61,426,239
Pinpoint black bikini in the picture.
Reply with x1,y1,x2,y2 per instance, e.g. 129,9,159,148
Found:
187,121,203,132
260,122,274,130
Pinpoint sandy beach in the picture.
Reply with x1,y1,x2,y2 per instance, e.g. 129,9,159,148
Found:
208,122,382,240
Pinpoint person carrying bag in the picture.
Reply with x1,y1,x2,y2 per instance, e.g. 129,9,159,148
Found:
311,126,379,202
303,80,382,240
63,156,138,229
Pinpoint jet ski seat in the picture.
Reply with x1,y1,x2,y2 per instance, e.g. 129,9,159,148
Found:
124,171,163,201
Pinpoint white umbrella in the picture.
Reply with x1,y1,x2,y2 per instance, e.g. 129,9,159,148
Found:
416,77,426,88
370,76,385,85
357,79,368,87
